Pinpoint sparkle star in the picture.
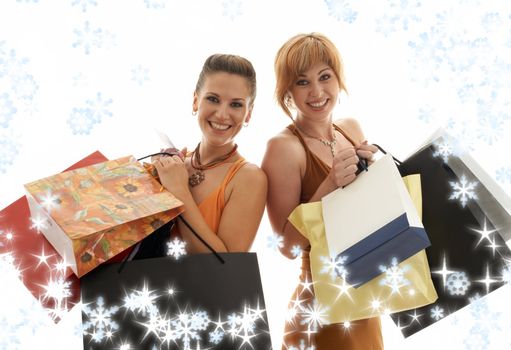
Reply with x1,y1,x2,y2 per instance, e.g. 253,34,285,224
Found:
407,310,423,325
469,219,498,248
485,239,502,257
299,276,314,296
432,254,454,289
329,278,353,302
31,247,54,269
475,265,499,294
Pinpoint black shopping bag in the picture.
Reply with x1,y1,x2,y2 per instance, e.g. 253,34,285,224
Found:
388,139,511,337
81,252,272,350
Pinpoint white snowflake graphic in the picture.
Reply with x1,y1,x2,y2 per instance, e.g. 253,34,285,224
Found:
320,255,348,280
379,257,410,294
446,271,471,296
430,305,445,321
82,297,120,342
0,92,17,128
166,237,187,260
86,92,113,122
67,93,113,135
432,140,453,163
209,329,224,344
0,133,20,174
131,65,150,85
290,245,303,258
222,0,243,21
123,284,159,316
72,21,115,55
375,0,422,36
71,0,98,12
495,166,511,184
300,299,329,333
449,174,478,207
266,233,284,251
144,0,168,10
324,0,358,23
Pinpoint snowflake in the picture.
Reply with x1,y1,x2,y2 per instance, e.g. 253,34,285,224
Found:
290,245,303,258
476,104,506,146
38,190,61,213
225,304,266,348
457,83,476,103
0,133,20,173
72,21,115,55
432,140,453,163
379,257,410,294
449,175,478,207
68,93,113,135
12,73,39,101
430,305,445,321
495,166,511,184
222,0,243,21
144,0,168,10
446,271,471,296
407,28,447,85
324,0,358,23
375,0,421,35
209,329,224,344
0,93,17,128
86,92,113,122
167,237,187,260
171,309,210,349
501,264,511,283
300,299,329,332
320,255,348,280
267,233,284,251
123,284,159,316
82,297,120,343
131,65,150,85
418,106,435,123
71,0,98,12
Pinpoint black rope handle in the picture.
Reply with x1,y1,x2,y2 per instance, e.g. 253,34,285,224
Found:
372,144,403,166
179,216,225,263
137,151,179,162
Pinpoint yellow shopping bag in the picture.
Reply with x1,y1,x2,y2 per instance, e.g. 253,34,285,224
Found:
288,174,437,323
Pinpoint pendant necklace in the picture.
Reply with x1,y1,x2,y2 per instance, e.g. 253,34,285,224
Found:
189,143,238,187
295,123,337,157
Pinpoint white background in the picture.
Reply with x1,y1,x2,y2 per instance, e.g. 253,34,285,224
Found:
1,0,511,349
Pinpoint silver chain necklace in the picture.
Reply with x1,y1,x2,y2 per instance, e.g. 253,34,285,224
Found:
294,123,337,157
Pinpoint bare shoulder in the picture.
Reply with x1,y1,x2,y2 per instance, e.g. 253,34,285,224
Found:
334,117,365,143
264,128,306,164
234,162,267,188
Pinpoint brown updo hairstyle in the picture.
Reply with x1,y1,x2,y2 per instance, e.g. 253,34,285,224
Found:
195,54,257,108
274,33,347,118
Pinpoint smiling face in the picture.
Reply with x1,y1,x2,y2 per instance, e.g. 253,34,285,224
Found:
288,62,340,122
193,72,252,148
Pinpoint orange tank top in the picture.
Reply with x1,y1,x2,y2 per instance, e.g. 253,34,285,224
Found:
197,157,247,234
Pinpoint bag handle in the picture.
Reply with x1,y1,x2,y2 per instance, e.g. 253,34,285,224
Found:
372,144,403,166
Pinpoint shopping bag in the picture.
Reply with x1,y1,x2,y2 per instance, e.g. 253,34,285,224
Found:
390,137,511,337
0,151,107,321
80,252,272,350
289,174,438,323
24,156,184,277
321,154,431,286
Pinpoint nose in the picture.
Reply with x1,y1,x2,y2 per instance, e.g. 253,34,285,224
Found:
309,81,322,98
215,102,230,121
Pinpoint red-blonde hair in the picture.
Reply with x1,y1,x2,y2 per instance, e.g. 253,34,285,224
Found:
274,33,347,117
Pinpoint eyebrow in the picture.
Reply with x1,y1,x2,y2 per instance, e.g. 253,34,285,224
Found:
205,92,246,102
298,67,331,77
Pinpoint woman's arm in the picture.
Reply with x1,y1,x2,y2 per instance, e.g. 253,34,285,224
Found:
154,156,267,253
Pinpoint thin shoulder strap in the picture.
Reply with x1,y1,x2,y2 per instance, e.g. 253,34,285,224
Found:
287,124,312,151
221,158,248,188
333,124,358,146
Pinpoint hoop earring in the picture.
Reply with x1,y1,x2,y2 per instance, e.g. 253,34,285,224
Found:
192,111,197,116
243,122,249,127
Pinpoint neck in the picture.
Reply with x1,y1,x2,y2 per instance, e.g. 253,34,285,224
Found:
294,114,334,140
198,139,237,164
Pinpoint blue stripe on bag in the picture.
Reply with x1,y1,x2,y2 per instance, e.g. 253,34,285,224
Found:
337,214,431,287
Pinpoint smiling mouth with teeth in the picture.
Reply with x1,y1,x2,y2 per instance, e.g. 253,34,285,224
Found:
209,121,231,130
308,99,328,108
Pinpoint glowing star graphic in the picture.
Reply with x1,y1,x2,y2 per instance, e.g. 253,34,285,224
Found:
446,271,471,296
449,175,478,207
432,254,455,289
329,277,352,302
266,233,284,251
300,299,329,333
430,305,445,321
468,219,498,248
370,298,382,310
475,265,499,294
123,283,159,316
31,247,54,269
166,237,187,260
407,310,423,325
298,276,314,296
379,257,410,294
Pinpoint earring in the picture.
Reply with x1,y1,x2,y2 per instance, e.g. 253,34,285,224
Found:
243,122,249,127
192,111,197,116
